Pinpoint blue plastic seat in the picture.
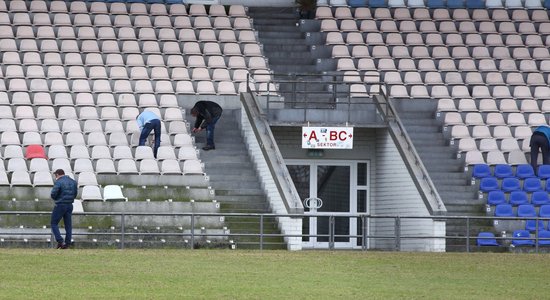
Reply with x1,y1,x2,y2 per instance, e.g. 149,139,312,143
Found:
537,165,550,179
349,0,368,6
480,177,499,192
473,164,491,179
531,191,550,206
516,164,535,179
523,178,542,192
501,177,521,192
369,0,388,7
466,0,485,8
539,204,550,218
511,230,535,246
487,190,507,206
509,191,529,206
477,232,499,246
494,204,514,217
447,0,466,8
517,204,536,217
545,0,550,9
426,0,446,7
494,164,514,179
537,230,550,246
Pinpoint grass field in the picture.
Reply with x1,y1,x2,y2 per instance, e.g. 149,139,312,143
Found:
0,249,548,299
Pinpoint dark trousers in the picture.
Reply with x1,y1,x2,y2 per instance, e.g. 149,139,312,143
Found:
51,203,73,244
530,133,550,171
139,119,161,157
206,116,221,147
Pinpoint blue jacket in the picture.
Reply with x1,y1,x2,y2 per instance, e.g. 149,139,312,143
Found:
535,126,550,145
51,175,78,204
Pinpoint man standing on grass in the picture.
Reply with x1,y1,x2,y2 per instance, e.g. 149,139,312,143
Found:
50,169,78,249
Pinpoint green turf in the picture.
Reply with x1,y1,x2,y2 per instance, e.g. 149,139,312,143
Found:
0,250,548,299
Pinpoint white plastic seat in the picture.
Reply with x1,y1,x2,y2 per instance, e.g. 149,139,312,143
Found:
89,145,110,160
471,125,492,139
507,151,528,165
10,171,32,186
139,159,160,174
183,160,204,175
47,145,68,160
486,151,507,165
173,134,194,148
486,113,506,126
76,172,98,187
161,160,182,174
7,158,28,172
81,185,103,201
66,145,89,161
51,158,72,174
479,139,499,152
95,159,116,174
73,158,94,174
22,132,42,145
101,185,125,201
33,171,54,186
177,147,199,161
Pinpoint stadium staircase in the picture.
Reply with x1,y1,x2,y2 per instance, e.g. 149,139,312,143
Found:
194,109,285,249
248,7,337,108
395,101,492,251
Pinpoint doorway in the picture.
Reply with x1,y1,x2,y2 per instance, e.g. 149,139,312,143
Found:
286,160,370,249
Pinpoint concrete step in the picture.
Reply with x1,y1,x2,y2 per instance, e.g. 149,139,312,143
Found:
254,25,299,32
215,189,265,196
263,44,310,52
258,31,304,39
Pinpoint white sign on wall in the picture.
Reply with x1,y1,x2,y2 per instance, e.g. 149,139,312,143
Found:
302,127,354,149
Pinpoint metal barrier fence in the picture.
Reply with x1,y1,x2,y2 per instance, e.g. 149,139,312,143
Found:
1,211,549,252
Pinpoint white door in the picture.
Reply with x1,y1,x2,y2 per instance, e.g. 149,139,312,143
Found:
287,160,370,249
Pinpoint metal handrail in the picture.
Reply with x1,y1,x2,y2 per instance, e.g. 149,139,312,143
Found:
2,211,549,252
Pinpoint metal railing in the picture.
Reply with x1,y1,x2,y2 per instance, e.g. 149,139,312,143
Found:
1,211,550,252
246,72,386,125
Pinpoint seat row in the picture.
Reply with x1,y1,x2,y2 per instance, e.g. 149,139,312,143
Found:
389,85,550,100
452,125,531,143
487,190,550,206
477,230,550,247
319,0,549,10
7,144,199,161
0,66,256,84
334,46,550,63
0,42,263,59
480,176,550,193
386,71,550,87
321,19,550,34
0,158,203,185
0,17,253,37
472,163,544,179
339,57,550,73
0,92,180,107
458,137,529,154
316,6,550,20
81,185,126,202
438,98,550,113
443,110,550,126
0,32,258,53
0,78,250,95
1,148,198,168
0,105,183,121
0,1,246,18
0,53,268,70
326,32,550,48
464,149,528,165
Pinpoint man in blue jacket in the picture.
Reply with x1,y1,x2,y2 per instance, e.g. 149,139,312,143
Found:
136,110,161,158
50,169,78,249
530,125,550,172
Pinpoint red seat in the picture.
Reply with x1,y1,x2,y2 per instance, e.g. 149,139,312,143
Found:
25,144,47,159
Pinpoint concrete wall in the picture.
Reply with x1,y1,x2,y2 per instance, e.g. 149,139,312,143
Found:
373,129,445,252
